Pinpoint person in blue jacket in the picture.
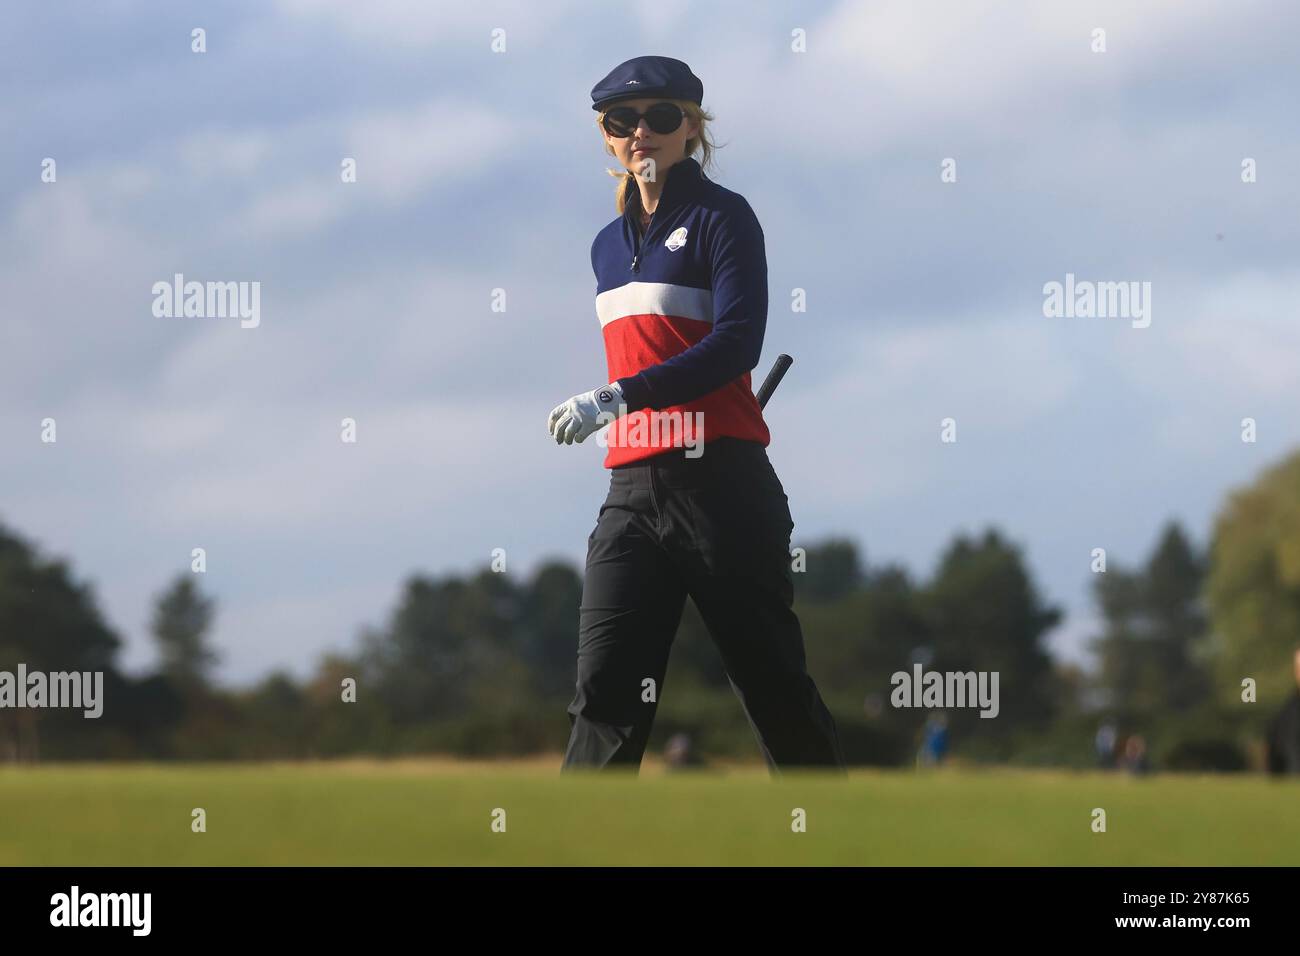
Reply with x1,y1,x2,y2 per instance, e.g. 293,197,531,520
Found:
547,56,845,774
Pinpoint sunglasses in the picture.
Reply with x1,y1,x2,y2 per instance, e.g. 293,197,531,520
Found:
601,102,686,138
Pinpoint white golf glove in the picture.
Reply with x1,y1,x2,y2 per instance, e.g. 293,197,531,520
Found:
548,381,627,445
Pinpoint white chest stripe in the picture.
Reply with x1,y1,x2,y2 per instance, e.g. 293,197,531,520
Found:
596,281,713,330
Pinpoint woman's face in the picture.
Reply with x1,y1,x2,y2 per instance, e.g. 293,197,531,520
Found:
601,97,699,181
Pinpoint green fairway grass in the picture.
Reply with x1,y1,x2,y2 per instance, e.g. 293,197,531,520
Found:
2,759,1297,865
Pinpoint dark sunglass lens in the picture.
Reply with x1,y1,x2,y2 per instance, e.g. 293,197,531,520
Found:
646,104,683,134
604,108,638,136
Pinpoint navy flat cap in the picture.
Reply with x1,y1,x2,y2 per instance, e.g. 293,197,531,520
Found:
590,55,703,112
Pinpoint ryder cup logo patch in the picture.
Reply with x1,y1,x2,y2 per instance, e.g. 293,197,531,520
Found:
664,227,689,252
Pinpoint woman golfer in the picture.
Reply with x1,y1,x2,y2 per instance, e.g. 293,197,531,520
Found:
547,56,845,773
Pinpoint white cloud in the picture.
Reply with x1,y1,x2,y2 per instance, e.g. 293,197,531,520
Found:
776,312,1084,505
235,179,344,238
1106,269,1300,456
344,99,515,202
727,0,1283,163
272,0,582,48
178,127,274,179
204,98,517,240
1159,271,1300,402
141,399,505,530
0,184,162,397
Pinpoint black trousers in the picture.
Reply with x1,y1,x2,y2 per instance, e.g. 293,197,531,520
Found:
562,437,846,774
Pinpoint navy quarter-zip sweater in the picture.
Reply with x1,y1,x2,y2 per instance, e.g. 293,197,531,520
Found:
591,156,771,467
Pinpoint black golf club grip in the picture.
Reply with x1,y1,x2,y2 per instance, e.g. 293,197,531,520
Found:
756,354,793,409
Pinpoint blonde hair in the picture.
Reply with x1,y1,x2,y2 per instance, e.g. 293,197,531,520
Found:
596,99,722,215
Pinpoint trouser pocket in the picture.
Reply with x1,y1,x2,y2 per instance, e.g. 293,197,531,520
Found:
683,459,794,581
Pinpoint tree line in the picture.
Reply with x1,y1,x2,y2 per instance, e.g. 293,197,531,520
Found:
4,450,1299,769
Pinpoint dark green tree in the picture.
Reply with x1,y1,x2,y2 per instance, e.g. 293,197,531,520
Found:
0,522,125,759
0,525,121,673
921,529,1062,735
1091,564,1153,721
518,560,583,698
1144,522,1210,711
794,538,865,603
151,574,218,690
360,569,532,725
1091,521,1210,723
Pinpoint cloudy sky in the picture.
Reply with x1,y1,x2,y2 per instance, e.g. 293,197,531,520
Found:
2,0,1298,683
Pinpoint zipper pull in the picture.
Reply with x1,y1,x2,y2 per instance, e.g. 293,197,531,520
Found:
631,254,639,273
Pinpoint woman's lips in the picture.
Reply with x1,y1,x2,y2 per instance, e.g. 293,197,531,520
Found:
633,146,657,154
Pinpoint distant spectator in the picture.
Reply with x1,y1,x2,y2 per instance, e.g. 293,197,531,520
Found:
1266,649,1300,775
664,733,704,770
1095,722,1118,769
917,713,949,767
1118,734,1149,775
